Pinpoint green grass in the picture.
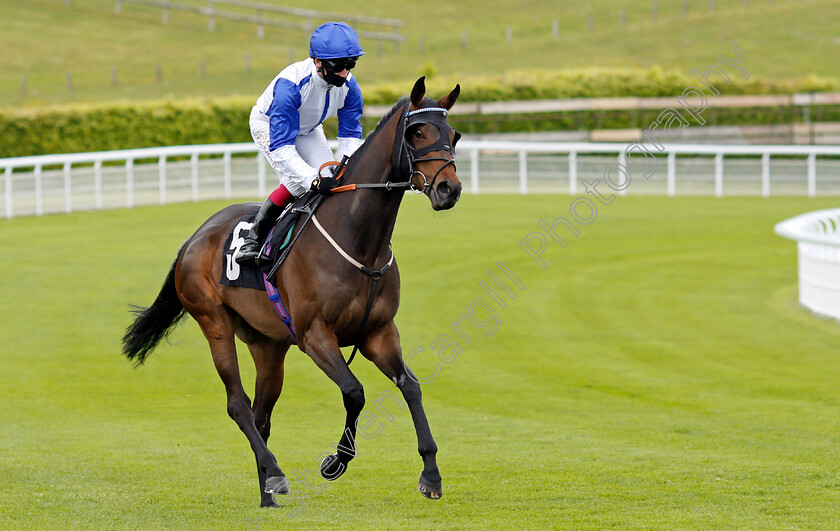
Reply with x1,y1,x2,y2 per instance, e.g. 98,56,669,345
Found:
2,194,840,528
3,0,840,108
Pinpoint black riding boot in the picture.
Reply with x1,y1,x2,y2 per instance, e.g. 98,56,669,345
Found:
235,198,285,265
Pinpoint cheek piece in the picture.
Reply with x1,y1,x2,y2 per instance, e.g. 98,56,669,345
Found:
394,106,461,193
404,107,460,159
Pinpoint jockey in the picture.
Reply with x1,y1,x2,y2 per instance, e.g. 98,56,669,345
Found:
237,21,365,265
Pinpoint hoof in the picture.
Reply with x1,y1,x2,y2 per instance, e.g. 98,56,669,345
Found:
260,499,279,508
264,475,289,495
417,475,442,500
319,453,347,481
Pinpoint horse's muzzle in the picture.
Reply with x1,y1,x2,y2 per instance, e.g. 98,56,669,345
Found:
431,179,462,210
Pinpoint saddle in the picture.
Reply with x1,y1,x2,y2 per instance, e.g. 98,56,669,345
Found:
221,191,324,291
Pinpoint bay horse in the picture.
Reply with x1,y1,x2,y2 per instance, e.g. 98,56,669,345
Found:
122,77,462,507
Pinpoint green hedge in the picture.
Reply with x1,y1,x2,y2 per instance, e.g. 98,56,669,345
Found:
0,99,253,158
370,67,840,103
444,105,840,135
3,67,840,158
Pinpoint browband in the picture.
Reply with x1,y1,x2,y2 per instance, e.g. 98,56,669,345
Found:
406,107,449,118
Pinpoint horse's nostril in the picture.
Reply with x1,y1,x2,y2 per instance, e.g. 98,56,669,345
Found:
438,181,452,195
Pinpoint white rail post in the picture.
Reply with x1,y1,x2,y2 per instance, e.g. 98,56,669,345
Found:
761,153,770,197
257,154,266,197
519,150,528,195
4,166,12,219
470,148,479,195
35,164,43,216
126,158,134,208
191,152,199,202
714,152,724,197
158,155,167,205
807,153,816,197
775,209,840,320
617,151,627,196
63,161,72,213
94,160,103,209
569,151,577,195
224,151,232,199
667,152,676,196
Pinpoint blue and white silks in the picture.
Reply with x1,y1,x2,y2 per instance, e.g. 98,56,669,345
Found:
250,58,364,196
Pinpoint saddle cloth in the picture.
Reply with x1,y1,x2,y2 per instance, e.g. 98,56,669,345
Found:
219,195,312,290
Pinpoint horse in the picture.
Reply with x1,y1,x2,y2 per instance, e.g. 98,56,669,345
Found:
121,77,462,507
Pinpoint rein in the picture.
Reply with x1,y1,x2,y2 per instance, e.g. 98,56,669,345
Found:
320,162,420,197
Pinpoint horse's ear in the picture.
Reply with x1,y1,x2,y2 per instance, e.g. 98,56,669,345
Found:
410,77,426,110
438,84,460,110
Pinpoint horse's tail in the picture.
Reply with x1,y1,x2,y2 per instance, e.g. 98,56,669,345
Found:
122,245,187,366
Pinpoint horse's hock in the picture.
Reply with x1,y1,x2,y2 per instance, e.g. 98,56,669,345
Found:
776,208,840,321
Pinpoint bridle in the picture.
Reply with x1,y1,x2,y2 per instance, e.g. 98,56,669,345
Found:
394,104,461,194
328,102,460,195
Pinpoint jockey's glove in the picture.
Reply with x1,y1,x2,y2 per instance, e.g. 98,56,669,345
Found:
310,176,340,195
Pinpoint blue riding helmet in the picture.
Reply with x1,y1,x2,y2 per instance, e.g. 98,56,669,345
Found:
309,22,365,59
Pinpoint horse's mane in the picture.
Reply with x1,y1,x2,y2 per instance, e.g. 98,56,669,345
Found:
370,95,409,138
343,96,409,178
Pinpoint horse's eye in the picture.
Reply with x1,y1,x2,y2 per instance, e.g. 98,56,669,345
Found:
414,129,424,139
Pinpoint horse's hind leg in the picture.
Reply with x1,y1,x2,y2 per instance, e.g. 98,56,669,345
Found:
245,336,290,508
300,322,366,481
361,322,442,500
192,309,289,504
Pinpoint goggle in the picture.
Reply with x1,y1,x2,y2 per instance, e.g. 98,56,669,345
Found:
321,57,358,72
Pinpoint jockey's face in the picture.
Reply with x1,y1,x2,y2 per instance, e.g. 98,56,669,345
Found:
314,59,350,81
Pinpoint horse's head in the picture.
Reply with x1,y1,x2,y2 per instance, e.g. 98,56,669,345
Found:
400,77,463,211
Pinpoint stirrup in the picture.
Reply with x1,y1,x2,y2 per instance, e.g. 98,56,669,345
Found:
254,252,269,267
235,241,260,265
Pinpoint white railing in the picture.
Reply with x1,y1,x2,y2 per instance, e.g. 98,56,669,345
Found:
775,209,840,321
459,141,840,197
1,143,263,219
2,140,840,219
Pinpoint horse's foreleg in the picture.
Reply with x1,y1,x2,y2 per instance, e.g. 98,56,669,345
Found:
194,312,289,504
301,321,365,481
361,322,442,499
247,339,289,507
